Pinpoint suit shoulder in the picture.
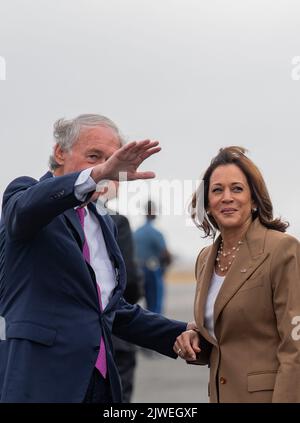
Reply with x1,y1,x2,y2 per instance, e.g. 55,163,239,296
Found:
264,230,300,268
197,245,212,261
3,176,38,202
5,176,38,191
266,229,299,250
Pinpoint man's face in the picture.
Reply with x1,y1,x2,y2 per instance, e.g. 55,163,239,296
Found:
54,125,121,175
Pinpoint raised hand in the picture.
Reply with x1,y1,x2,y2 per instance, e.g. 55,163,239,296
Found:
91,140,161,183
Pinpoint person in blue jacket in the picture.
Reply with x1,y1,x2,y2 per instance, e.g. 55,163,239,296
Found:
0,114,194,403
134,201,172,314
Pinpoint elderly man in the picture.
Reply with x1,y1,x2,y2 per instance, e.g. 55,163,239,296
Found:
0,114,193,403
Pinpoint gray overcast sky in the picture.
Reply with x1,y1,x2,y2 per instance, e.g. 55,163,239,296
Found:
0,0,300,263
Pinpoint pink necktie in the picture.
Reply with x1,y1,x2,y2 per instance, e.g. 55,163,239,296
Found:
76,207,107,378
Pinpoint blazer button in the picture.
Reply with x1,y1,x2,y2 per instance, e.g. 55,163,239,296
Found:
220,377,227,384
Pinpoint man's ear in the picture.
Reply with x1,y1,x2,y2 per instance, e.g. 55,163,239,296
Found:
54,144,65,165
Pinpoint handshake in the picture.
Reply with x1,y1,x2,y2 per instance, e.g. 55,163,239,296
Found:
173,321,212,365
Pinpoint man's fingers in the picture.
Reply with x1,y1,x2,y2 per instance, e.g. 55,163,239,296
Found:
174,333,197,360
191,336,201,353
131,140,159,154
102,139,161,181
173,341,180,355
140,146,161,161
133,139,152,147
116,141,160,162
128,140,151,154
129,171,156,180
121,141,137,151
183,344,197,360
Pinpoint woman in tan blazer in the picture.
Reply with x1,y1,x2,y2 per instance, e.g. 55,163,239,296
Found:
174,146,300,403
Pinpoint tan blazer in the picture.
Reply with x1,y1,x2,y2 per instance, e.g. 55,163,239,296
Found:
194,218,300,403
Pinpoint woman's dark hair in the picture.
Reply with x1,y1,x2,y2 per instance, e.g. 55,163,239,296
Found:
191,146,289,238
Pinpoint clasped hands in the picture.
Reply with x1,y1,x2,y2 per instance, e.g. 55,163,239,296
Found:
173,321,202,361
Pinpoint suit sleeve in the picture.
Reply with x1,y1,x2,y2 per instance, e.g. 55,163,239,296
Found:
2,172,90,240
112,297,187,358
270,235,300,402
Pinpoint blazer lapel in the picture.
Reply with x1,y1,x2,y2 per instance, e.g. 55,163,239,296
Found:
197,241,219,328
63,208,85,248
88,203,124,311
195,240,220,345
214,218,269,325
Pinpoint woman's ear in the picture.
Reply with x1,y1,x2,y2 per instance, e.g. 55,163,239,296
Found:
251,201,258,213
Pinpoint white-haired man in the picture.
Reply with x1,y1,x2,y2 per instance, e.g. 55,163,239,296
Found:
0,114,196,403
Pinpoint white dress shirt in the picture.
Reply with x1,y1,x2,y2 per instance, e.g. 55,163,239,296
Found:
74,168,117,309
204,271,225,340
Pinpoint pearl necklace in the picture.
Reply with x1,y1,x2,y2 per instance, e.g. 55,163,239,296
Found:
216,240,243,272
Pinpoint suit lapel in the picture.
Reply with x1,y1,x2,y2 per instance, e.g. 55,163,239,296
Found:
88,203,125,310
214,218,269,325
197,241,219,329
195,240,220,345
63,208,85,248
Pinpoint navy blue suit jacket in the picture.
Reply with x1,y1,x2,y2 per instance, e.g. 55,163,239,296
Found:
0,171,186,402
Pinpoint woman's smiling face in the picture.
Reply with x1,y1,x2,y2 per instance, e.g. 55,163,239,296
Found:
207,164,255,231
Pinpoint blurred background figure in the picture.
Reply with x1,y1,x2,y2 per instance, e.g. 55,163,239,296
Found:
134,200,172,315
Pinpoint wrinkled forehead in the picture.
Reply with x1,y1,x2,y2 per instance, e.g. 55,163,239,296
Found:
73,125,122,152
80,125,121,144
